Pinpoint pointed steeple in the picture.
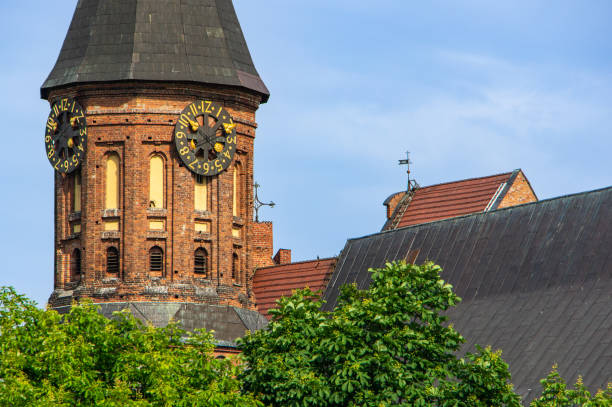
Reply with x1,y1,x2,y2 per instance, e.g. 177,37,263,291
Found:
41,0,269,102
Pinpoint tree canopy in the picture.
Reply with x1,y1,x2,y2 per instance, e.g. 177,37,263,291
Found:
0,287,260,407
530,365,611,407
239,261,522,406
1,261,609,406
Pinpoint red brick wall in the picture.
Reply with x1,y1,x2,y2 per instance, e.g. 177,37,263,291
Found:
47,82,269,311
251,222,274,271
498,171,537,209
385,192,405,220
273,249,292,265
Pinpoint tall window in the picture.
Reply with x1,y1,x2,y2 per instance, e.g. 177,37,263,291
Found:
73,171,81,212
194,174,208,211
194,248,208,276
232,252,239,283
232,164,240,217
105,153,120,210
71,249,81,282
149,155,164,208
106,247,119,274
149,246,164,274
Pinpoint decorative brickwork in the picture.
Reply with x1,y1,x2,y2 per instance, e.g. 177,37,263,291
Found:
47,82,274,313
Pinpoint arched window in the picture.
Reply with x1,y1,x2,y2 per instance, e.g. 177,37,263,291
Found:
105,153,120,210
149,246,164,274
71,249,81,282
73,171,81,212
194,248,208,276
232,252,239,283
194,174,208,211
149,155,164,208
232,163,241,217
106,247,119,274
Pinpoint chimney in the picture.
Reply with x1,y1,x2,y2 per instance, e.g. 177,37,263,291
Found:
273,249,292,265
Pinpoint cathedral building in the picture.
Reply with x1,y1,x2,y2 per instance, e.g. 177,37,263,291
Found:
40,0,610,401
42,0,279,345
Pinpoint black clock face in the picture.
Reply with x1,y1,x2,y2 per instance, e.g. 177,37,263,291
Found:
44,98,87,173
174,100,237,176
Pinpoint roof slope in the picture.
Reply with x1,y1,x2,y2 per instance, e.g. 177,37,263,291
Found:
384,170,520,230
41,0,269,101
324,186,612,403
254,258,336,319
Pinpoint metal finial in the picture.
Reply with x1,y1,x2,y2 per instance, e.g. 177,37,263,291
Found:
398,151,412,191
253,182,275,222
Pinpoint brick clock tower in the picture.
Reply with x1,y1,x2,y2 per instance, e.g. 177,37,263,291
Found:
42,0,273,344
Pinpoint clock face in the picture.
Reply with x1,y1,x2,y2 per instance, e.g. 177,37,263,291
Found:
174,100,237,176
44,98,87,173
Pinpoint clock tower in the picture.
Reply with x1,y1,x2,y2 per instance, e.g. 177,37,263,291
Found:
42,0,273,342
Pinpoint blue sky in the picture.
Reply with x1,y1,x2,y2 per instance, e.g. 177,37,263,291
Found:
1,1,611,306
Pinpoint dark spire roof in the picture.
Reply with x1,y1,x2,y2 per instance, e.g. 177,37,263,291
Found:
41,0,269,102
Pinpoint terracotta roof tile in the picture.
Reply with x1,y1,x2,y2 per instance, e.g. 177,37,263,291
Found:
253,258,337,319
393,172,514,229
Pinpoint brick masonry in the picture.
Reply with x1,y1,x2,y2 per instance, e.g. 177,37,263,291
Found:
47,82,274,312
498,170,537,208
384,192,405,220
273,249,292,265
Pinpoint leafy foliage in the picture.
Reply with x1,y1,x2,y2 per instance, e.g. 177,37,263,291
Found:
530,365,611,407
0,287,260,407
239,261,522,406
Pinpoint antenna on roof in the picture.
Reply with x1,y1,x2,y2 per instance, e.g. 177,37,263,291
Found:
398,151,418,191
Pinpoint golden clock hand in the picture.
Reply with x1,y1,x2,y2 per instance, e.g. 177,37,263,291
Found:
188,118,199,132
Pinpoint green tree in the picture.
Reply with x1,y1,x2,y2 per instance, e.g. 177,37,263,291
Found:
0,287,261,407
530,365,611,407
239,261,522,406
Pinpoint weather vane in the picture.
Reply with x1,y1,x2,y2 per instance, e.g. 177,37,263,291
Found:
398,151,418,191
253,182,275,222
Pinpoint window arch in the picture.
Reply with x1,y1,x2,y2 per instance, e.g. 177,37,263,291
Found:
149,155,165,208
194,248,208,276
105,153,120,210
71,248,81,282
73,171,81,212
149,246,164,275
232,252,239,283
106,247,119,274
194,174,208,211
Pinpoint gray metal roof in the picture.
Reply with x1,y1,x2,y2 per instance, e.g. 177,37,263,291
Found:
54,301,269,344
41,0,269,101
323,186,612,403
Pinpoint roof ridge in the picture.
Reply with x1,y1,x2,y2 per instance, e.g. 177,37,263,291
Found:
388,171,515,197
255,257,337,271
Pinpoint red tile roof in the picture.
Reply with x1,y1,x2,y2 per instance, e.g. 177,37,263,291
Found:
392,172,514,229
253,258,337,319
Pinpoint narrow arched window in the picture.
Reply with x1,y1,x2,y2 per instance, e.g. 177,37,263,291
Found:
71,249,81,282
194,248,208,276
149,155,164,208
194,174,208,211
106,247,119,274
73,171,81,212
150,246,164,274
232,252,239,283
105,153,120,210
232,166,238,217
232,163,241,217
